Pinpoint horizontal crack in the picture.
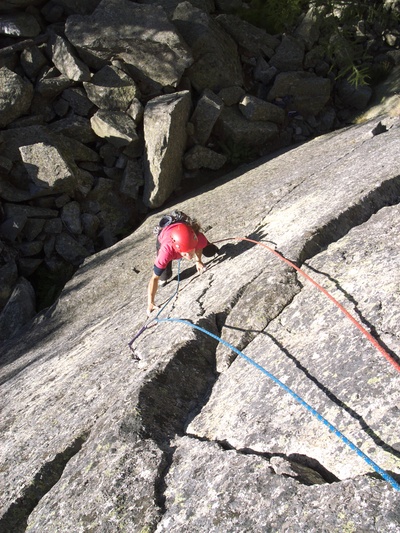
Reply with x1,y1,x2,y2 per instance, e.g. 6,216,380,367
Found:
184,433,339,486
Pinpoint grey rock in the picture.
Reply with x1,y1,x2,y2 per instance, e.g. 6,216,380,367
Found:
0,67,34,128
81,212,100,240
61,201,82,235
90,110,140,149
82,177,136,235
268,71,331,116
65,0,193,87
190,89,224,145
120,159,143,199
83,65,140,111
183,145,227,170
0,12,41,38
172,2,244,91
4,203,58,220
19,142,76,194
50,0,102,15
218,85,246,106
48,115,97,143
48,32,91,82
336,79,373,110
0,212,28,241
294,7,321,51
61,87,94,116
216,13,280,57
126,98,144,124
15,240,43,257
215,0,244,13
0,277,35,341
55,232,89,264
0,260,18,309
35,74,72,99
253,56,278,85
20,45,48,80
43,217,63,234
269,35,306,72
239,95,285,124
143,91,191,208
216,106,278,150
155,437,400,531
22,217,45,241
0,155,13,174
17,257,42,278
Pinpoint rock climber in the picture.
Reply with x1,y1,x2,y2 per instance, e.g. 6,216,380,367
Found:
147,210,218,316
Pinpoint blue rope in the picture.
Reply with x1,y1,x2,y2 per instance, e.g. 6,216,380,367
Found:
154,315,400,491
134,254,399,491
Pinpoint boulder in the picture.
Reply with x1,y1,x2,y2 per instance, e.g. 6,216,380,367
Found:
0,67,33,128
216,13,280,57
65,0,193,87
0,12,41,38
143,90,192,208
189,89,224,145
90,110,140,149
216,106,279,151
268,71,331,116
20,45,48,80
19,142,76,193
336,78,373,110
0,260,18,309
48,32,91,82
0,277,35,341
55,232,89,265
269,35,306,72
83,65,140,111
239,95,285,124
183,145,227,170
172,2,244,91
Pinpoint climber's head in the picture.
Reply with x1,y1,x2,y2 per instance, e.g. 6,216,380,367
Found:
170,224,198,256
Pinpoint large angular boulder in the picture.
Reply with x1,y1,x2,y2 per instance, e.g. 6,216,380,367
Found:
268,71,331,116
172,2,244,92
189,89,224,145
83,65,140,111
216,13,280,57
216,106,279,152
0,67,33,128
65,0,193,87
0,277,35,341
48,33,91,82
143,90,192,208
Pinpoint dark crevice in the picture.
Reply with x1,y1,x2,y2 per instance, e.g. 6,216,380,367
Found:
136,316,220,523
0,433,89,533
297,175,400,264
186,434,339,486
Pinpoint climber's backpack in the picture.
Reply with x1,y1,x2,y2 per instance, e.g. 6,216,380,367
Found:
153,210,189,235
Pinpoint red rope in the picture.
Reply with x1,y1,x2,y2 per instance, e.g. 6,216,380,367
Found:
215,237,400,373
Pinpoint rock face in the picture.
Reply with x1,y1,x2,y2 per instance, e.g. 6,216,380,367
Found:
0,116,400,531
1,0,399,332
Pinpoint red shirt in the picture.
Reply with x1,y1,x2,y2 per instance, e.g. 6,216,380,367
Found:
154,223,208,273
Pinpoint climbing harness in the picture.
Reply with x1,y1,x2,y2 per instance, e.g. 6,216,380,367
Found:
128,237,400,491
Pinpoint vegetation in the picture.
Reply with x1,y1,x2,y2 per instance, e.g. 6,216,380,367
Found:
236,0,399,87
